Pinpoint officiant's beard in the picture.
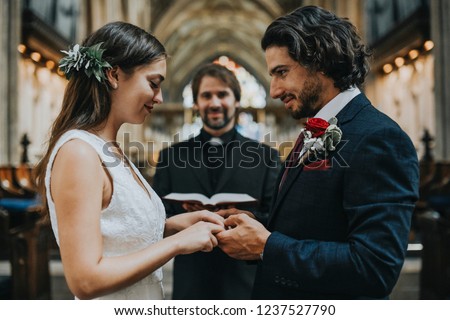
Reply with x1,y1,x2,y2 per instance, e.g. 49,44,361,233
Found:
290,73,323,120
202,108,235,130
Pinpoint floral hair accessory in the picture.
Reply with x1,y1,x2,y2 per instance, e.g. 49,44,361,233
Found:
300,117,342,160
59,42,112,83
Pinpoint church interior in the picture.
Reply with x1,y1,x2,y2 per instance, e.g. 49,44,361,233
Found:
0,0,449,299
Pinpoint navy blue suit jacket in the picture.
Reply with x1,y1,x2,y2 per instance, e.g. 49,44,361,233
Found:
252,94,419,299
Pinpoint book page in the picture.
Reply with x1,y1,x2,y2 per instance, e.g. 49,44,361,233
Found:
162,192,257,206
210,193,257,204
163,193,210,204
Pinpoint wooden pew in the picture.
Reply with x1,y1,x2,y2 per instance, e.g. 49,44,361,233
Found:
0,204,51,299
417,210,450,299
9,213,51,299
0,166,25,198
14,164,37,194
0,208,9,259
419,163,450,200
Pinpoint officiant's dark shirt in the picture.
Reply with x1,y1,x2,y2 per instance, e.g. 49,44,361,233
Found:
199,128,236,189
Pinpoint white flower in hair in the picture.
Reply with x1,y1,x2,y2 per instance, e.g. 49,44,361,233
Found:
59,42,112,83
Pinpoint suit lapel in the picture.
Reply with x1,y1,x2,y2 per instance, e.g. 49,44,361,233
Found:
269,165,284,213
215,135,245,192
214,146,237,193
188,137,212,193
268,159,304,226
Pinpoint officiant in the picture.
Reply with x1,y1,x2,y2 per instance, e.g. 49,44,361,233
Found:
152,63,280,299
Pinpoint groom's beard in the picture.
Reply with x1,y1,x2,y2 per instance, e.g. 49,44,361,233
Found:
202,108,235,130
289,72,323,120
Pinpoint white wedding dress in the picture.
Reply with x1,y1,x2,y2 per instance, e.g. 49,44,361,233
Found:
45,129,166,299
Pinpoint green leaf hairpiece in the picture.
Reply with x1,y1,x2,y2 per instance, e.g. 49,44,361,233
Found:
59,42,112,83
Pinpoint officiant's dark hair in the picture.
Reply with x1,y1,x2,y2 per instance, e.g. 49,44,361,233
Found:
191,63,241,104
261,5,372,91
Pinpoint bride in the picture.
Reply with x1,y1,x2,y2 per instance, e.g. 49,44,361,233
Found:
35,21,224,300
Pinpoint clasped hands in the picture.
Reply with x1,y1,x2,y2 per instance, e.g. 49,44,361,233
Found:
170,205,271,260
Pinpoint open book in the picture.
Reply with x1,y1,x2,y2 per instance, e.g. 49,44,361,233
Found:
162,192,258,206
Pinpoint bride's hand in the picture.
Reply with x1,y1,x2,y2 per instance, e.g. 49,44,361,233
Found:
172,221,225,254
164,210,224,237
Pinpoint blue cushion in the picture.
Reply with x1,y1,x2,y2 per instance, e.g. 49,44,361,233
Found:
0,197,41,213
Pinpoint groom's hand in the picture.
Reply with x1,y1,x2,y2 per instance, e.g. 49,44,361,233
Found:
216,214,270,260
215,208,256,219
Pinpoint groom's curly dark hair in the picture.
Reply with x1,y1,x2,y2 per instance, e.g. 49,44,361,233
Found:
261,5,372,91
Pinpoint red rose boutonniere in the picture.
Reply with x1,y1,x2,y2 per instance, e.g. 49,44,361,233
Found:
299,117,343,162
305,118,330,138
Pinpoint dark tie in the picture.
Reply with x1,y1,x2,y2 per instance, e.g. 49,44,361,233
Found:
278,133,304,190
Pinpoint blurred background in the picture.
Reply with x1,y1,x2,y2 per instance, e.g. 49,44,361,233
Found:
0,0,449,300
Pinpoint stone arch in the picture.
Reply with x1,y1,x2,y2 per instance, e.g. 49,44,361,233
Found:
152,0,282,103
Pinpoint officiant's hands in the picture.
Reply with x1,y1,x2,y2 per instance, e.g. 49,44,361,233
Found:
182,202,206,212
216,213,271,260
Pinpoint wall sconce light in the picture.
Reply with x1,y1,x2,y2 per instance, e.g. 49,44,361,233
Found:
30,52,41,62
46,60,55,70
381,39,435,75
408,49,419,60
382,63,393,74
17,45,64,77
394,57,405,68
17,44,26,54
424,40,434,51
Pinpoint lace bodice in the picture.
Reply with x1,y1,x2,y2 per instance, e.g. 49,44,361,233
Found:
45,130,166,299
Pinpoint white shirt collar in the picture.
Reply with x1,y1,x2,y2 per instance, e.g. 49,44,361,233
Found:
314,87,361,121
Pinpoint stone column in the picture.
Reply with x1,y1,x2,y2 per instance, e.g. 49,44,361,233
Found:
431,0,450,160
0,0,8,164
0,0,21,164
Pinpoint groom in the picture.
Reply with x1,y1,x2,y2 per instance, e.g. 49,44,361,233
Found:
217,6,419,299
